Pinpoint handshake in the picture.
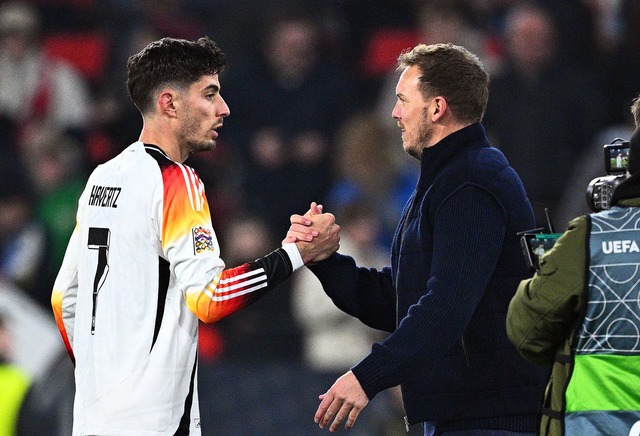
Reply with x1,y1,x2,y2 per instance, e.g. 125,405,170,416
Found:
283,202,341,265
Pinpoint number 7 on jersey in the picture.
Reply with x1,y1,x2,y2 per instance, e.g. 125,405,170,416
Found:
88,227,111,335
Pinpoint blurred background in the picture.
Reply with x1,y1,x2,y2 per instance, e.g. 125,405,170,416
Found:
0,0,638,434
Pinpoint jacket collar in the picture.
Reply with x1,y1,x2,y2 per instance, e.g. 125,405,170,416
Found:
417,122,488,189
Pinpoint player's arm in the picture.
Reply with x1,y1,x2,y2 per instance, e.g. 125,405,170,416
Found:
173,222,338,324
51,222,80,364
184,243,304,323
159,164,338,323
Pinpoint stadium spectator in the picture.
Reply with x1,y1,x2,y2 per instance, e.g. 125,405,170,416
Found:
222,8,356,237
0,154,45,302
483,2,605,226
0,1,91,149
0,312,31,436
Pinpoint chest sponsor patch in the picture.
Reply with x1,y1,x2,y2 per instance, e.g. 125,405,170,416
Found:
192,226,214,254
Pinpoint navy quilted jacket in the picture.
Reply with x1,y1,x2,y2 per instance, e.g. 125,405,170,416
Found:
310,123,549,432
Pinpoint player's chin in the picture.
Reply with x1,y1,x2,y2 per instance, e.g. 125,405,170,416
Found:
188,140,215,155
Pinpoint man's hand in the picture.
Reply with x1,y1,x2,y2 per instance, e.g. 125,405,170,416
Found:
284,202,324,243
283,202,340,264
315,371,369,432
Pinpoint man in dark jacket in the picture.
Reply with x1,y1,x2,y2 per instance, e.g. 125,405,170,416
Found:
287,43,548,435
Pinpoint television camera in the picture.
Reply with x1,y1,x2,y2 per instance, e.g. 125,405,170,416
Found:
586,138,630,212
520,138,631,272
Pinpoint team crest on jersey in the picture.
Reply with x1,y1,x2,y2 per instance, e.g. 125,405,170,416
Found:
192,226,214,254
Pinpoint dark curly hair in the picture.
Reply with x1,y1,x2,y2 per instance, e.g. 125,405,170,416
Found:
126,36,227,114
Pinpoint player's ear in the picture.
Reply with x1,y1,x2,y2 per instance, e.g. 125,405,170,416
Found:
159,90,177,117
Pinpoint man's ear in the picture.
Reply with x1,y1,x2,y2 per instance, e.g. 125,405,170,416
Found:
159,91,177,117
431,96,447,122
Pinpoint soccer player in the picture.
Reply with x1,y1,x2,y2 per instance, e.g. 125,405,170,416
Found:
51,36,339,436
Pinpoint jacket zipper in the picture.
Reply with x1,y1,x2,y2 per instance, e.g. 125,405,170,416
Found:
460,335,470,367
396,193,418,328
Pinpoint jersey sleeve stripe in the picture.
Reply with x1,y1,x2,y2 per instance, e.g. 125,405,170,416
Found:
217,268,265,284
186,166,205,211
187,247,295,323
196,174,205,210
205,282,269,302
204,271,267,296
176,163,195,211
217,276,266,292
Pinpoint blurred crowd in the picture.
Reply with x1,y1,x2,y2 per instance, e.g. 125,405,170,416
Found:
1,0,639,434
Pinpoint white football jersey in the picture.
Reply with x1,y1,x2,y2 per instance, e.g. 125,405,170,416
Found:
52,142,301,435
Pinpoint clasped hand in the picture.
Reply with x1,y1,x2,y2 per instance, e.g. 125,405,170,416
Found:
283,202,340,264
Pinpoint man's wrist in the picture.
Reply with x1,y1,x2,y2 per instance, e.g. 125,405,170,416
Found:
282,242,304,271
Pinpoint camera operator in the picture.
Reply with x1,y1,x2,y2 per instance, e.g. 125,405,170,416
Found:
506,94,640,435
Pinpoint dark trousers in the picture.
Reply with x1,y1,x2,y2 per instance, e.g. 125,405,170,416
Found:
423,423,536,436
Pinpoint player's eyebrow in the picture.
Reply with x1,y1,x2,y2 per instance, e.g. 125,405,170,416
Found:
203,83,220,93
